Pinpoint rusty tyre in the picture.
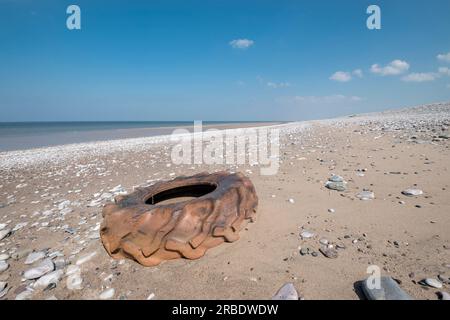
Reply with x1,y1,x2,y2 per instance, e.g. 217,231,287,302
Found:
100,171,258,266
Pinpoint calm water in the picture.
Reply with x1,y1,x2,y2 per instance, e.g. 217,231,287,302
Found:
0,121,269,151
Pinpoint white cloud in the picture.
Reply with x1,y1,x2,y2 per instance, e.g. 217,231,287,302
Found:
329,71,352,82
439,67,450,76
330,69,363,82
352,69,363,78
370,59,410,76
291,94,362,104
401,72,439,82
267,81,291,88
437,52,450,63
229,39,254,49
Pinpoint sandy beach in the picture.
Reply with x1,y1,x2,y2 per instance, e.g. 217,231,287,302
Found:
0,102,449,300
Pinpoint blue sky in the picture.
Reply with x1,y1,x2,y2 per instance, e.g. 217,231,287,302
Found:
1,0,450,121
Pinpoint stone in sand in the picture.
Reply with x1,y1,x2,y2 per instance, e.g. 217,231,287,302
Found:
66,273,83,290
423,278,443,289
402,189,423,196
76,251,97,265
0,228,11,241
0,253,9,261
272,283,299,300
300,231,315,239
361,276,413,300
24,251,46,265
99,288,115,300
437,291,450,300
356,190,375,200
0,260,8,273
23,259,54,280
325,181,347,192
33,270,64,290
319,247,338,259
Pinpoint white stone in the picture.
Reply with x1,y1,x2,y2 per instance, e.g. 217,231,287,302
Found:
402,189,423,196
0,260,8,273
23,259,54,280
25,251,46,265
0,223,7,230
0,228,11,241
65,264,81,276
66,273,83,290
438,291,450,300
300,231,315,239
272,283,299,300
33,270,63,290
424,278,443,289
99,288,115,300
356,191,375,200
288,198,295,204
15,289,33,300
12,222,28,232
147,293,156,300
76,251,97,265
0,253,9,261
0,281,6,292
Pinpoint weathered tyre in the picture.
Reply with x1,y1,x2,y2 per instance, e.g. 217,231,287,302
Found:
100,171,258,266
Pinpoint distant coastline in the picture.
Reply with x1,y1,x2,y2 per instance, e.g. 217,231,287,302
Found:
0,121,283,152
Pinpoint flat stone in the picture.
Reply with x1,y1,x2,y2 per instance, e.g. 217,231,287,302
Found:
23,259,54,280
361,276,413,300
76,251,97,265
438,291,450,300
300,231,315,239
66,265,81,276
356,190,375,200
15,289,33,300
33,270,63,290
319,238,329,245
319,247,338,259
99,288,115,300
66,273,83,290
325,181,347,191
329,175,344,182
402,189,423,196
0,229,11,241
0,260,9,273
0,254,9,261
423,278,443,289
272,283,299,300
24,251,46,265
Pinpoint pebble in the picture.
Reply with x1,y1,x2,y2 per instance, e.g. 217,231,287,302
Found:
423,278,443,289
288,198,295,204
33,270,63,290
147,293,156,300
300,231,315,239
402,189,423,196
76,251,97,265
356,190,375,200
0,260,9,273
0,223,7,230
319,238,329,245
328,208,335,213
272,283,299,300
361,276,413,300
0,254,9,261
325,181,347,191
0,228,11,241
66,265,81,276
319,247,338,259
23,259,54,280
15,289,33,300
99,288,115,300
437,291,450,300
24,251,46,265
0,281,8,298
66,273,83,290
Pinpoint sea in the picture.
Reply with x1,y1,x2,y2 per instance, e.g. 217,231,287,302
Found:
0,121,271,152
